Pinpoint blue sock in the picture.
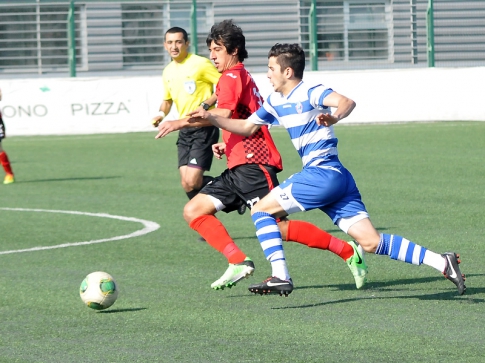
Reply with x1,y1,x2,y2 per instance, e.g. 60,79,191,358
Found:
376,233,426,265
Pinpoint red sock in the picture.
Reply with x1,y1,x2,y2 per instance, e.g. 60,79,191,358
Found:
286,220,354,261
0,151,13,175
189,215,246,264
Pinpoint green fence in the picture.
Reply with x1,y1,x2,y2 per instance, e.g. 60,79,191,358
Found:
0,0,484,77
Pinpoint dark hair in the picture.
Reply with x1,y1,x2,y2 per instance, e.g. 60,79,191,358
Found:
165,27,188,42
268,43,305,79
206,19,248,62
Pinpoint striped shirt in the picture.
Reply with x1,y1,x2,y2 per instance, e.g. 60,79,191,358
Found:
249,81,340,167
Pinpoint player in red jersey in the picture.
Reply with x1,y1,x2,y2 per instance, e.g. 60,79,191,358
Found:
0,88,15,184
156,20,367,291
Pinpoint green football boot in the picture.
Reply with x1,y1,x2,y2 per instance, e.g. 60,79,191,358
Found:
211,257,255,290
346,240,368,289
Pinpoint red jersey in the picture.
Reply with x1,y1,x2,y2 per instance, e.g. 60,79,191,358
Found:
216,63,283,171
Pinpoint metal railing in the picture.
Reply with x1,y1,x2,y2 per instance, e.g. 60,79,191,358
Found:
0,0,484,77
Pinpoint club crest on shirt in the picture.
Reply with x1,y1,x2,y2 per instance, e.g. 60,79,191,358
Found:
184,80,196,94
296,102,303,114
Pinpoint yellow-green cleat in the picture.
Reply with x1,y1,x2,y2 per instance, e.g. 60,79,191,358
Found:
211,257,255,290
3,174,14,184
346,240,368,289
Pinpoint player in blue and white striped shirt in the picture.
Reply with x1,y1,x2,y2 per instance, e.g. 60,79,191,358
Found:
187,43,466,296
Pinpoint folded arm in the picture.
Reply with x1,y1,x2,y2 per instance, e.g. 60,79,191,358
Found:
316,91,356,127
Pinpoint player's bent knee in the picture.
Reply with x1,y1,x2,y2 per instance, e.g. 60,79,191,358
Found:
183,195,216,224
183,179,202,192
346,218,380,252
183,202,199,224
359,240,378,253
353,233,380,253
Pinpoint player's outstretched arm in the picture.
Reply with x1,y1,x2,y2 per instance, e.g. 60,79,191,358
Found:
187,109,260,136
154,116,214,139
155,119,183,139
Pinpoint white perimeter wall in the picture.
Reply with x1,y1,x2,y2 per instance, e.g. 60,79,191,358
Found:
1,67,484,136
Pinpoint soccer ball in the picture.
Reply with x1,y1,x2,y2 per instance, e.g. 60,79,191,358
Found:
79,271,119,310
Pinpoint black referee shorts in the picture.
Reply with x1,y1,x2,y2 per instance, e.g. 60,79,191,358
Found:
0,116,5,140
177,126,219,171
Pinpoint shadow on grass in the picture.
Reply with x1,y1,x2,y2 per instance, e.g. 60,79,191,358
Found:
14,176,121,183
98,307,147,314
272,294,477,310
272,273,485,309
297,273,483,291
233,236,258,240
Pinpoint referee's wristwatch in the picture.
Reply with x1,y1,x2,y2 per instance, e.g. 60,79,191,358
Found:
200,102,210,111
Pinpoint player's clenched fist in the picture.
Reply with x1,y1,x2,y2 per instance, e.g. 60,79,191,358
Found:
151,110,166,128
152,116,163,128
212,142,226,160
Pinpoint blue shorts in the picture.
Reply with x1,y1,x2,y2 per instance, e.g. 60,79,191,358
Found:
270,164,367,224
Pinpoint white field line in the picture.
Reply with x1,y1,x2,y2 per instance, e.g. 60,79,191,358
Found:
0,208,160,255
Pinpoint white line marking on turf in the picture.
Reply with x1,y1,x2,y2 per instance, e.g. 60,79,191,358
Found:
0,208,160,255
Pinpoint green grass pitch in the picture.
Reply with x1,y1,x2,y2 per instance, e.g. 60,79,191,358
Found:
1,122,484,362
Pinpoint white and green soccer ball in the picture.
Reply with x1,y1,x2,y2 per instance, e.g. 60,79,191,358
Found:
79,271,118,310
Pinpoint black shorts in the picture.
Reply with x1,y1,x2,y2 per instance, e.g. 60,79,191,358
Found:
177,126,219,171
0,114,5,140
201,164,281,213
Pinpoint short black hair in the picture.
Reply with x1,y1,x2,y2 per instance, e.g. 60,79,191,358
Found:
206,19,248,62
268,43,305,79
165,27,188,42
